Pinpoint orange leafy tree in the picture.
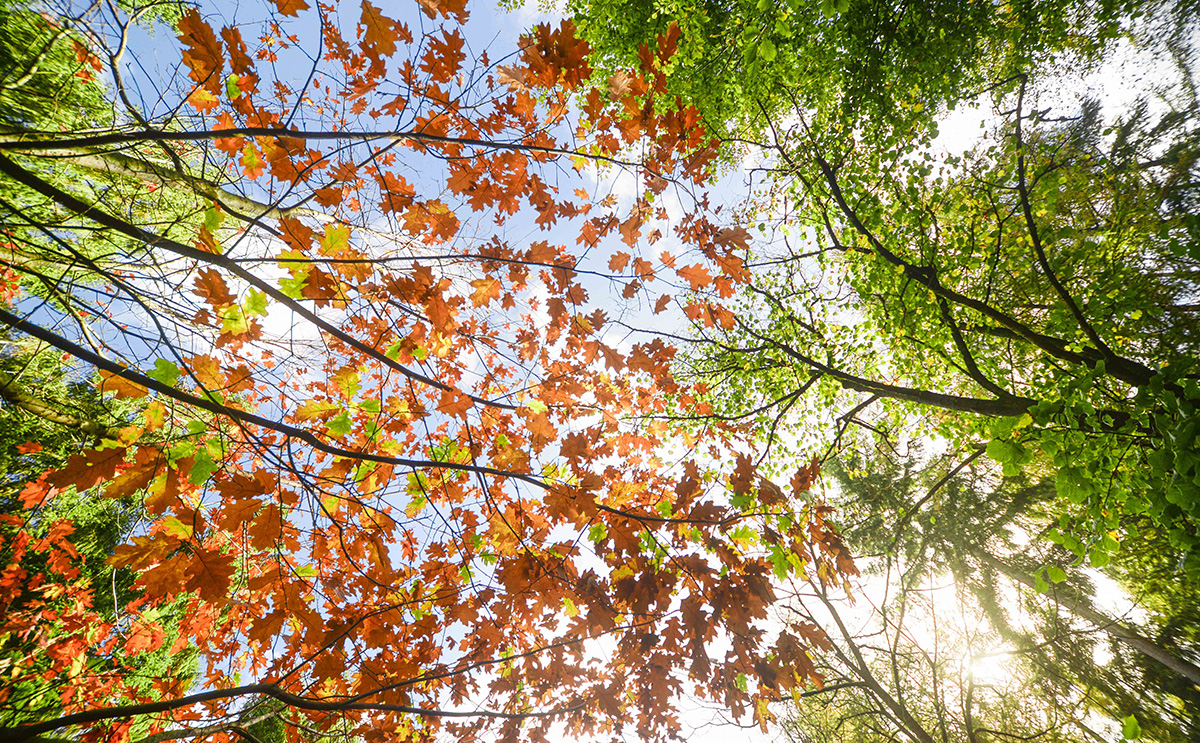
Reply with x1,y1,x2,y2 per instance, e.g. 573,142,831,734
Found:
0,2,856,742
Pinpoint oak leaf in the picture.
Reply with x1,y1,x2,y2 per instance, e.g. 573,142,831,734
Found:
273,0,309,16
416,0,469,21
98,370,148,399
185,546,237,602
469,277,502,307
730,454,755,495
359,1,410,63
194,268,235,309
677,263,713,290
177,9,223,85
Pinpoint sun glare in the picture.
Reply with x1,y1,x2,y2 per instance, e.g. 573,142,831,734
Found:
965,651,1016,686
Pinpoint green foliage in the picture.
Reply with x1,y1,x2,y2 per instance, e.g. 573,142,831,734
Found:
806,447,1200,742
0,5,110,131
661,5,1200,563
571,0,1132,142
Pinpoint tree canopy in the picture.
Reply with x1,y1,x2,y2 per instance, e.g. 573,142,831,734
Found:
1,0,1197,742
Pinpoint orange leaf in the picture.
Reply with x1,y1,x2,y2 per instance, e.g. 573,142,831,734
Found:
186,86,220,113
677,263,713,290
221,26,254,75
438,388,473,418
469,277,502,307
420,29,466,84
279,217,314,252
177,9,223,84
193,268,235,309
273,0,309,15
185,546,237,603
360,1,410,63
416,0,469,21
46,447,128,493
98,370,148,399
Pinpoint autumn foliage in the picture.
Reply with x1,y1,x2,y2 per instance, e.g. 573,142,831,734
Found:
0,1,856,742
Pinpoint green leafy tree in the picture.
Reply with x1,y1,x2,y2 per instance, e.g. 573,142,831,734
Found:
0,1,201,726
569,0,1138,144
569,0,1200,570
783,446,1200,743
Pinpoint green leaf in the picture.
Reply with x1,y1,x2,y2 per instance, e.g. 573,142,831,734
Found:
327,411,353,437
758,39,777,63
148,359,181,387
1122,715,1141,740
162,516,194,539
587,522,607,543
986,438,1017,463
189,446,219,485
279,274,308,299
203,205,224,233
244,288,269,317
734,672,748,691
1047,565,1067,583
